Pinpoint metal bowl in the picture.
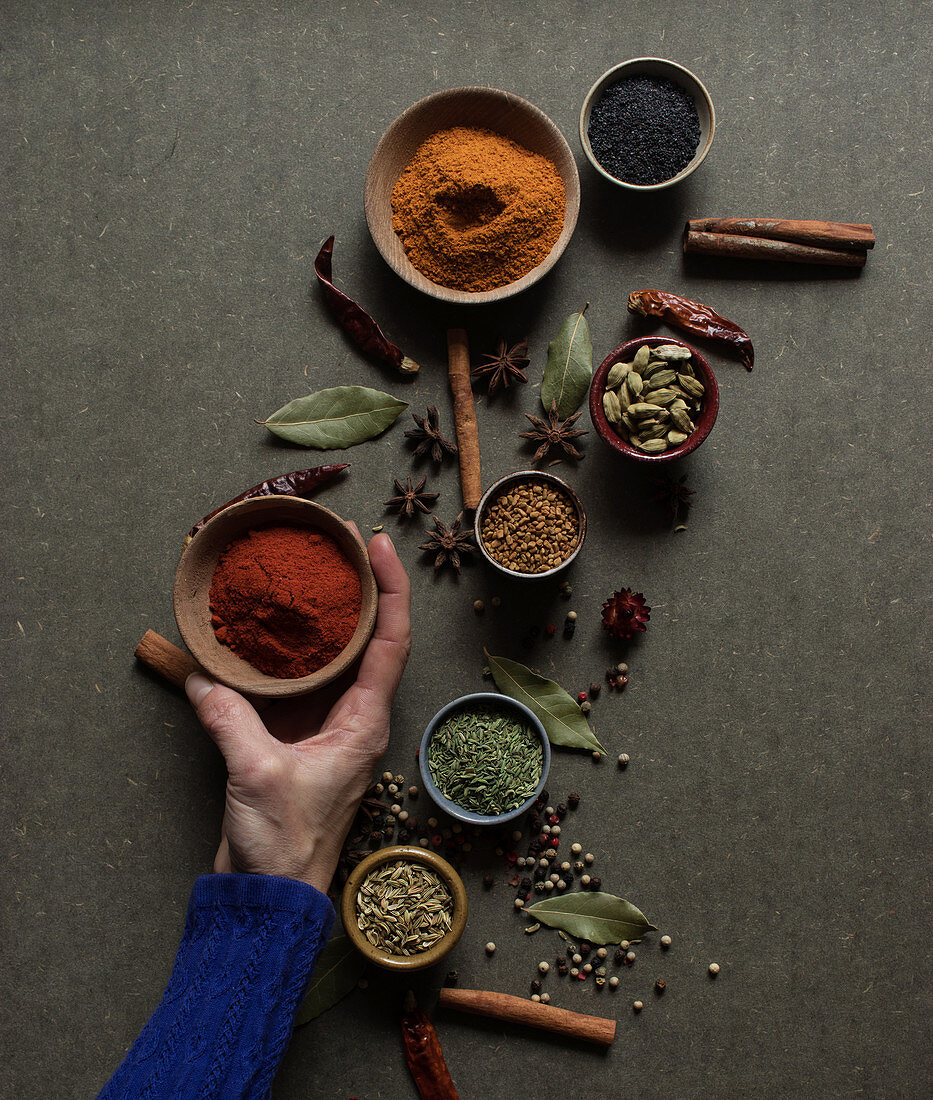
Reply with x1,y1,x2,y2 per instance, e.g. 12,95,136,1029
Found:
419,692,551,827
474,469,586,579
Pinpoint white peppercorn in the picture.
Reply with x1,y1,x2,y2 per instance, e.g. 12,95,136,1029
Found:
538,961,550,974
633,998,642,1011
609,976,620,989
572,953,582,965
514,898,525,910
571,843,582,855
596,947,608,960
382,771,394,782
485,942,496,955
660,934,672,949
709,962,720,976
584,852,595,865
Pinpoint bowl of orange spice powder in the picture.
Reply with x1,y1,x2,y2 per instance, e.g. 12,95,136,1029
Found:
365,87,581,304
173,496,378,698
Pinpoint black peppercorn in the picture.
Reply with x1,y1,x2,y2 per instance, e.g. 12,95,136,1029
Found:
520,876,532,892
530,979,542,994
562,620,576,639
655,978,666,994
579,942,591,957
558,964,569,976
556,803,567,818
444,970,459,987
589,682,601,697
567,792,580,809
614,948,626,965
590,877,602,891
530,815,543,831
483,873,495,890
397,828,410,843
556,955,567,967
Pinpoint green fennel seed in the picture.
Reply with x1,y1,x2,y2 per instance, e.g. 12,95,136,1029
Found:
428,706,543,815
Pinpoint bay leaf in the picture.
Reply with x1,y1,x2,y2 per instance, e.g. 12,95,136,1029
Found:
259,385,408,449
540,304,592,418
484,650,606,753
525,892,657,945
294,933,366,1026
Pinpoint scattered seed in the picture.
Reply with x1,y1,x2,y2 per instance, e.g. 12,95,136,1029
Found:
617,752,630,768
485,942,496,955
661,934,672,949
633,999,643,1012
654,978,666,994
709,962,720,977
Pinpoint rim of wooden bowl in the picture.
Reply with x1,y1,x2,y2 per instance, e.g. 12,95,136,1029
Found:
579,57,716,191
173,496,377,698
341,846,469,971
588,336,720,463
364,86,580,304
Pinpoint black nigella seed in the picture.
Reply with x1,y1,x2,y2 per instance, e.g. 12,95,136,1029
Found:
587,75,701,186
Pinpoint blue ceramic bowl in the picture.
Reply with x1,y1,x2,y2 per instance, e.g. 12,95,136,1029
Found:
419,692,551,826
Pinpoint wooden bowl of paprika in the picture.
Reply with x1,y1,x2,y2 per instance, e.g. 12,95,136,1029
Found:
173,496,378,698
365,86,580,304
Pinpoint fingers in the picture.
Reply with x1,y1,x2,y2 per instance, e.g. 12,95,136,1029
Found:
185,673,278,774
354,533,412,702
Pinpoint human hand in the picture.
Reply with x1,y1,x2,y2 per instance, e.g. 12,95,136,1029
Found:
184,532,411,894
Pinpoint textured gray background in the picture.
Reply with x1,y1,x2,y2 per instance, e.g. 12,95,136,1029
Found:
2,1,930,1097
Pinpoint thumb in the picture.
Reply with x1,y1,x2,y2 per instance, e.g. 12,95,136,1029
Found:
185,673,276,773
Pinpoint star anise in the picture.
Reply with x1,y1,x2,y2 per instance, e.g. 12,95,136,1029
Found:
647,472,695,525
519,399,587,463
384,475,438,520
471,338,530,396
405,405,458,464
418,513,474,573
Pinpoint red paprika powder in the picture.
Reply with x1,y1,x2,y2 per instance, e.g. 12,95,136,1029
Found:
209,524,361,678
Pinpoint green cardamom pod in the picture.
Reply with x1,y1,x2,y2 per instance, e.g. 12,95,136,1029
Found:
639,422,669,441
670,406,695,433
637,438,669,453
606,361,631,388
633,344,651,371
666,429,689,445
677,374,705,399
647,388,678,406
625,372,644,400
645,369,678,390
652,344,692,361
602,390,622,424
628,402,665,419
641,359,667,379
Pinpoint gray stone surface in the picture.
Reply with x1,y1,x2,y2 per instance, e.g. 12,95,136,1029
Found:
2,1,930,1096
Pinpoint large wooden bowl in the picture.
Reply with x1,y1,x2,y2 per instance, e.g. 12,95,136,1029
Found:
173,496,377,698
365,86,580,304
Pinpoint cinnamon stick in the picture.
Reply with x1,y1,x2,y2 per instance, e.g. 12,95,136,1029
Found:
438,988,615,1048
446,329,482,511
135,629,203,689
687,217,874,251
684,229,867,267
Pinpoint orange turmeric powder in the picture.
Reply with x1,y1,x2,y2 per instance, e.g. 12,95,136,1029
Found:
391,126,565,292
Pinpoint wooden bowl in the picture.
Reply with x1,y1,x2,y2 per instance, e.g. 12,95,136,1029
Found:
341,846,468,972
580,58,715,191
365,86,580,304
173,496,377,698
589,336,720,463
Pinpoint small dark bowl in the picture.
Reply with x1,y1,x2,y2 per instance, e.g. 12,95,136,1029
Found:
419,692,551,826
474,469,586,579
589,336,720,463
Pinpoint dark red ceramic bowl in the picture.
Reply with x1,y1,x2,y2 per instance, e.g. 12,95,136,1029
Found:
589,335,720,463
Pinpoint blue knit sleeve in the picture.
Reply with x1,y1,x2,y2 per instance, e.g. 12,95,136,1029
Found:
98,874,336,1100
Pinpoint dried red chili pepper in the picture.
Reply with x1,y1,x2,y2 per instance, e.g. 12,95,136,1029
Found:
401,991,459,1100
185,463,349,544
315,235,419,375
627,288,754,371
